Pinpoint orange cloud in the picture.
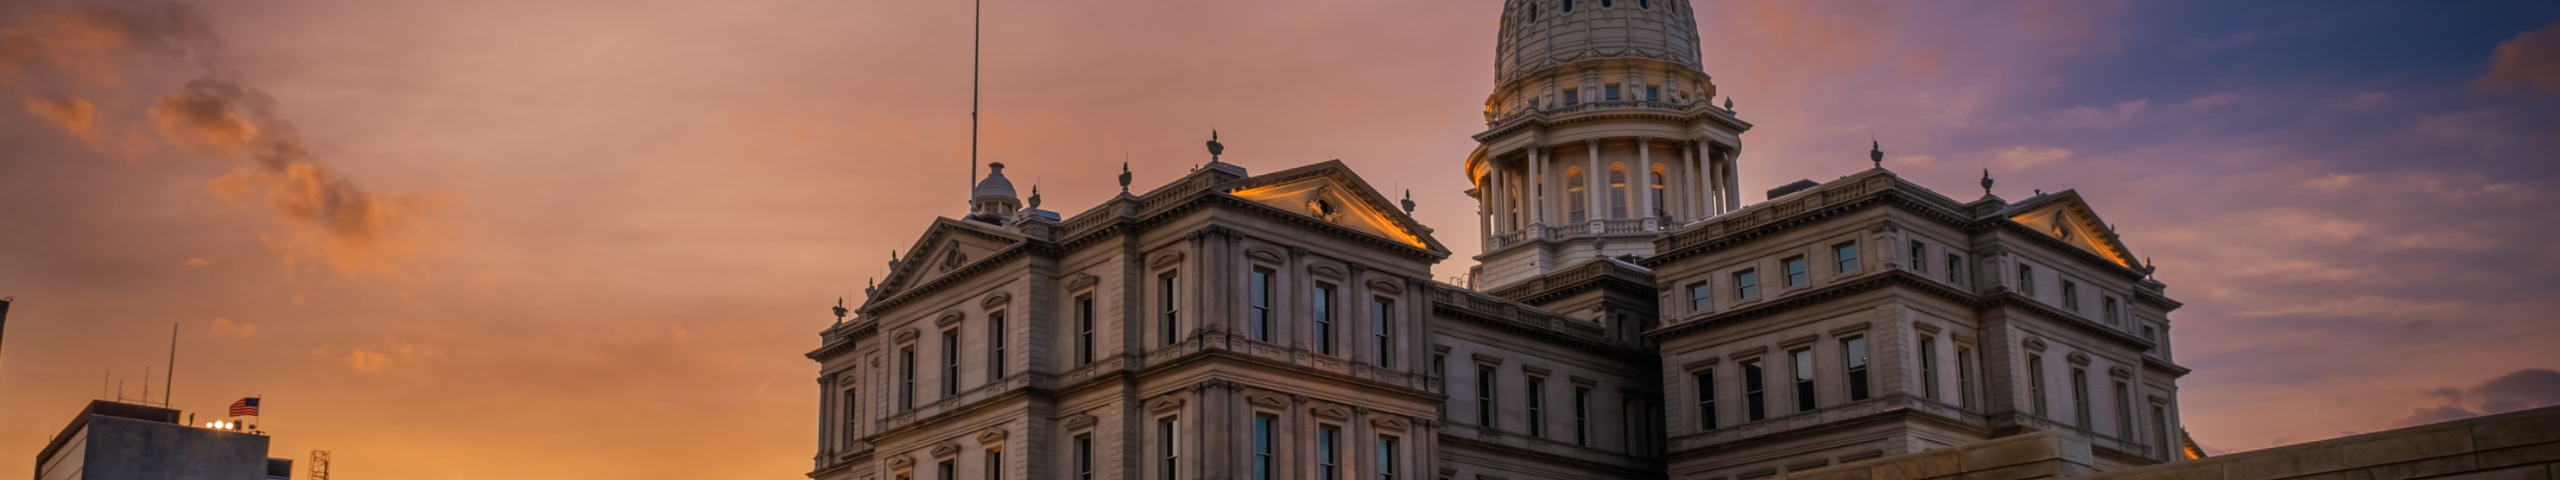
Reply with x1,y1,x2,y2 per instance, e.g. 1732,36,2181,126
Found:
348,348,392,373
147,82,259,154
2478,20,2560,92
24,96,97,140
209,317,256,338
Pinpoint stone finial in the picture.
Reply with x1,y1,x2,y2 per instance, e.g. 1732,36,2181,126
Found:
1871,140,1884,169
888,250,900,270
1028,185,1042,209
1724,97,1734,110
833,297,849,323
1207,130,1225,163
1401,189,1416,214
1119,162,1132,193
1981,169,1995,196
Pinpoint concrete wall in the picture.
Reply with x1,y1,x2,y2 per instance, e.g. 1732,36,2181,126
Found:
1778,405,2560,480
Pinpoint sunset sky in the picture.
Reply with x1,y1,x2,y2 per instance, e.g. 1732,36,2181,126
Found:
5,0,2560,478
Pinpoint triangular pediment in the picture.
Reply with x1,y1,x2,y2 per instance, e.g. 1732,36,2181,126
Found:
871,218,1022,305
1219,160,1448,257
2005,191,2137,268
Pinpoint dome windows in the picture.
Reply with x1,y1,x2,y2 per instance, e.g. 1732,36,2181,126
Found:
1562,0,1573,13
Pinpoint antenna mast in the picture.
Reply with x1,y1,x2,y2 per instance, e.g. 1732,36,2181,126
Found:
164,322,177,406
968,0,981,204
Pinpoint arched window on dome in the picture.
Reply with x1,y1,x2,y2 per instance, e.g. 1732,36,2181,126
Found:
1562,0,1573,13
1650,164,1670,220
1566,168,1588,223
1608,166,1629,219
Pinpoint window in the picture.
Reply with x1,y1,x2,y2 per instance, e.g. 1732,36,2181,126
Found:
2063,281,2080,310
1687,282,1712,313
1316,425,1340,480
1377,436,1400,480
1600,0,1612,7
1160,273,1180,345
1696,371,1717,430
2028,353,2048,416
1910,241,1928,273
1784,256,1809,287
1253,416,1276,480
1735,269,1759,300
2154,406,2172,460
939,460,955,480
1250,268,1273,342
1075,435,1094,480
2142,325,2158,349
1947,254,1964,284
1957,346,1978,408
1371,298,1395,367
1623,396,1644,454
1835,242,1860,273
1160,418,1179,480
842,387,860,443
1077,295,1095,365
1563,88,1580,105
1526,378,1546,437
900,347,917,410
1477,366,1498,428
1650,169,1667,218
1561,0,1573,12
1314,284,1335,354
1843,337,1870,401
1792,348,1817,411
1646,85,1660,101
1919,336,1940,401
1566,170,1588,222
2018,264,2037,296
1433,354,1448,415
942,329,961,396
1605,83,1622,101
1640,0,1649,8
988,313,1006,380
2103,297,2121,325
1743,359,1767,421
987,449,1002,480
1608,168,1629,219
2073,367,2092,428
1573,387,1592,445
1528,4,1539,22
2114,380,2133,437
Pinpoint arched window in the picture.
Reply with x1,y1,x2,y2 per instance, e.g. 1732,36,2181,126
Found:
1529,4,1540,22
1562,0,1573,13
1602,0,1613,7
1640,0,1649,9
1566,168,1587,223
1608,167,1629,219
1650,165,1669,219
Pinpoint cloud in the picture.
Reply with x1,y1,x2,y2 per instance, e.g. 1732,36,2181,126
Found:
1981,145,2072,170
2388,368,2560,427
669,323,693,341
2477,20,2560,92
209,317,256,337
183,257,208,267
348,348,392,373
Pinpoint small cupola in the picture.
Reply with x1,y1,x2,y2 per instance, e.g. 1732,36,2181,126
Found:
969,162,1021,224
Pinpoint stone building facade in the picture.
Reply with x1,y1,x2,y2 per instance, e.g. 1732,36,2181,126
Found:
806,2,2195,480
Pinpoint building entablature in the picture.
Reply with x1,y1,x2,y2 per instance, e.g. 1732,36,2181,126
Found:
1647,170,2162,287
1473,101,1749,147
1430,283,1651,361
1643,268,2156,352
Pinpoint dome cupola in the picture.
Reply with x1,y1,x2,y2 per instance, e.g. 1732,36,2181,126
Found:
968,162,1022,224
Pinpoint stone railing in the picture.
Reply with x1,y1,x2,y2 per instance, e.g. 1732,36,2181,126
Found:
1430,284,1607,339
1663,175,1884,253
1488,228,1535,250
1601,218,1649,234
1487,99,1704,128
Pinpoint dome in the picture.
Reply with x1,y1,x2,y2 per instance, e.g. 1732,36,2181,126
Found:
974,162,1018,201
1493,0,1706,86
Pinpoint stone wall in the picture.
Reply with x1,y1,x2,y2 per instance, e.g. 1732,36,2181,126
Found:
1779,405,2560,480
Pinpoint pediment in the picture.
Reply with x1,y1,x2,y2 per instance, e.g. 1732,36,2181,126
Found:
2005,191,2137,269
871,218,1025,306
1220,160,1448,257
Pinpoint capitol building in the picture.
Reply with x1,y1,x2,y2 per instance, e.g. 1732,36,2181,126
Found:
803,2,2210,479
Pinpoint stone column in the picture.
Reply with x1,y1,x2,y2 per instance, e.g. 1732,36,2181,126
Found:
1477,172,1492,249
1725,150,1741,212
1585,139,1603,232
1636,136,1655,230
1687,140,1705,218
1528,147,1545,228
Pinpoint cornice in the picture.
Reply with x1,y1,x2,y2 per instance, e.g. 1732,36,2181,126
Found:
1645,270,2156,351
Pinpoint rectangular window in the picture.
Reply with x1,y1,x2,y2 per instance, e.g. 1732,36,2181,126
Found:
1250,268,1273,342
987,449,1002,480
2063,281,2080,310
1696,371,1717,430
1947,254,1963,284
1526,378,1546,437
1161,273,1180,345
1645,85,1660,102
843,387,860,443
2114,380,2133,437
1688,282,1712,313
1563,88,1580,105
942,329,961,396
1317,425,1340,480
1910,240,1928,273
939,460,955,480
1160,418,1179,480
900,347,917,410
1735,269,1760,300
1314,284,1336,355
1792,348,1817,411
1605,83,1622,101
2028,354,2049,416
2104,297,2121,325
1076,435,1094,480
1623,396,1642,454
1377,436,1400,480
1077,295,1096,365
1784,256,1809,287
2018,264,2037,296
1957,346,1978,408
1372,299,1395,368
1574,387,1592,445
1843,337,1870,401
2154,406,2172,460
2073,367,2093,428
1919,336,1940,402
1835,242,1860,273
1254,416,1276,480
989,313,1006,380
1477,366,1498,428
1743,359,1767,421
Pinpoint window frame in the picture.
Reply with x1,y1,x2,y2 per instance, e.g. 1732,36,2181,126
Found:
1249,268,1274,342
1735,269,1760,300
1783,255,1809,287
1687,281,1712,314
1791,347,1817,412
1076,294,1096,365
1834,242,1860,274
1742,358,1768,421
1314,283,1336,355
1695,370,1717,430
1843,336,1870,401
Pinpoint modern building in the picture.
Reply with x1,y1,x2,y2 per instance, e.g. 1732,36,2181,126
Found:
806,2,2198,480
35,400,293,480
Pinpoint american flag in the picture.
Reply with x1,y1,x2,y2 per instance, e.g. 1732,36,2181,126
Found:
228,397,259,417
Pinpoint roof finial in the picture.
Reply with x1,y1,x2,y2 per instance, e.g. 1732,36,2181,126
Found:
1119,161,1132,194
1980,169,1995,196
888,250,900,270
1206,129,1225,163
833,297,849,324
1028,185,1042,209
1870,140,1883,169
1401,189,1416,214
1724,97,1734,111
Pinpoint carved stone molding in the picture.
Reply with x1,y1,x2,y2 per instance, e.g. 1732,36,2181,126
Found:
1063,413,1098,431
1248,393,1291,409
1147,397,1185,413
1248,248,1285,264
975,428,1008,446
1471,353,1505,366
935,312,965,328
1372,414,1410,431
894,328,919,344
1287,245,1309,260
930,442,961,458
1310,265,1345,279
1150,252,1185,269
1871,221,1903,234
980,292,1011,310
2109,366,2134,379
1369,279,1405,294
2067,352,2092,366
887,455,914,472
1311,404,1352,419
2022,336,2049,352
1066,273,1100,291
